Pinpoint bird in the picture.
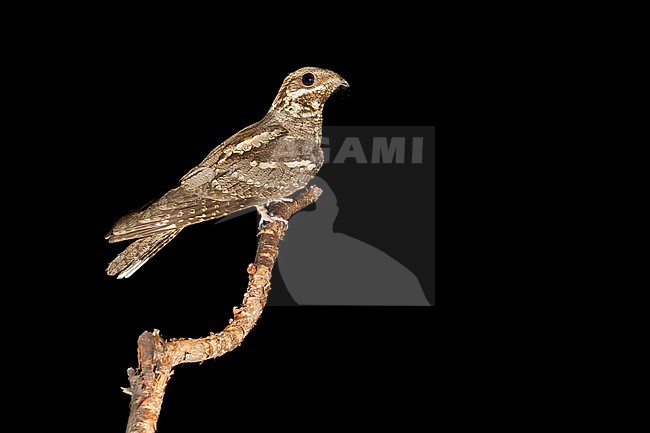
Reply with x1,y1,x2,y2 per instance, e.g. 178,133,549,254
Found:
106,67,348,279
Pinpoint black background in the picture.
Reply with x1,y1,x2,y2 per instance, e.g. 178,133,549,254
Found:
45,33,441,431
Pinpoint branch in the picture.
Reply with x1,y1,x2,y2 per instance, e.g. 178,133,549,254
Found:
124,186,322,433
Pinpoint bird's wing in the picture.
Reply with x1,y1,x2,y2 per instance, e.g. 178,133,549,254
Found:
106,182,262,242
192,121,289,169
106,121,299,243
202,126,322,200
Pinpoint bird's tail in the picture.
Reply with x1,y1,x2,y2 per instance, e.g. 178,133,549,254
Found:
106,229,182,279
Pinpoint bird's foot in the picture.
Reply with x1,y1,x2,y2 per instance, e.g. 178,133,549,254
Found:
264,197,294,206
256,206,289,228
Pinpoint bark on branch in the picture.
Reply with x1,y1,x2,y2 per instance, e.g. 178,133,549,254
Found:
124,186,322,433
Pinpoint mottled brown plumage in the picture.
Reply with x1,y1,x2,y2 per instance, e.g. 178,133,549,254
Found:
106,67,348,278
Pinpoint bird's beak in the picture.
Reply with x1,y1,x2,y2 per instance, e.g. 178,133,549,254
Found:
336,78,350,88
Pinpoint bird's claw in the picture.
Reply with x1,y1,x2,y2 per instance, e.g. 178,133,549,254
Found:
256,206,289,228
264,197,294,206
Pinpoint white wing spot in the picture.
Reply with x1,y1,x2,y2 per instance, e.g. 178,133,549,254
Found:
283,160,312,168
259,162,278,169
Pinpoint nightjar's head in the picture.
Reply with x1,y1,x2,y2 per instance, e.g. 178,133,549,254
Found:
270,67,349,117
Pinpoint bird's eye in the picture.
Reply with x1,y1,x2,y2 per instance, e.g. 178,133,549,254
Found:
301,73,315,86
